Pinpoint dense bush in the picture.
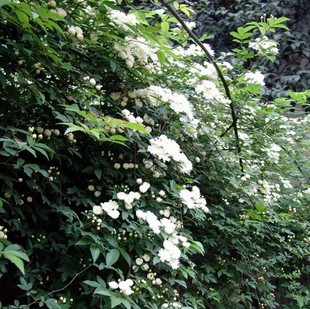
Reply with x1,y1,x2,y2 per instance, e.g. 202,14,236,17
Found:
0,0,309,308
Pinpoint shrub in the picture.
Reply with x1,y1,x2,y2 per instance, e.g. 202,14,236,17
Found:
0,0,309,308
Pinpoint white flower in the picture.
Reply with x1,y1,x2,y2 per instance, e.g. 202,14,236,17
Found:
142,254,150,262
56,8,67,17
117,192,127,200
100,200,120,218
136,209,146,219
139,182,150,193
155,278,162,285
125,203,133,210
148,135,193,174
195,80,230,104
93,205,103,215
108,210,120,219
114,163,121,169
145,211,161,234
179,186,209,212
135,258,144,265
94,191,101,197
141,263,149,271
110,279,134,295
244,70,265,86
163,208,170,218
47,0,56,7
160,218,176,234
175,43,214,58
159,190,166,196
131,86,196,126
108,281,119,289
108,10,139,32
158,239,181,269
137,210,162,234
117,191,141,204
89,78,96,86
118,279,134,295
249,36,279,56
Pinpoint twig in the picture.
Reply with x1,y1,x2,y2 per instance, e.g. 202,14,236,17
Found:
28,264,92,307
157,0,244,172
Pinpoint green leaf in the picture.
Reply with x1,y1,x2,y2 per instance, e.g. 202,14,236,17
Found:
3,249,29,261
123,122,149,134
108,135,128,142
156,50,166,66
160,21,169,32
105,249,120,266
90,244,100,263
190,241,205,254
111,296,123,308
16,10,30,28
83,280,100,288
94,286,114,297
0,0,11,8
16,158,25,166
110,60,117,72
44,299,61,309
94,168,102,180
63,124,85,135
256,203,266,213
118,247,131,267
3,254,26,275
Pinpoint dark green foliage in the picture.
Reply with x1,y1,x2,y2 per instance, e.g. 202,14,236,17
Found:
194,0,310,101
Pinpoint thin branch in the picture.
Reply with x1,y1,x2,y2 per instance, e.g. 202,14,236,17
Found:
157,0,244,172
219,119,237,138
28,264,92,307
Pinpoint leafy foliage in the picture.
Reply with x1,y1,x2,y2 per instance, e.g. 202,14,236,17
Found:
0,0,309,308
194,0,310,102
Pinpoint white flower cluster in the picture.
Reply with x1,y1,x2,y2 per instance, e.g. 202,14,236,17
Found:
130,85,195,122
280,177,293,189
136,208,190,269
114,36,161,72
195,80,231,105
179,186,209,213
134,253,151,272
160,218,176,235
0,226,8,240
249,36,279,56
184,21,196,30
147,135,193,174
48,1,67,18
175,43,215,58
258,179,281,202
108,279,134,295
158,239,181,269
264,143,282,163
136,210,162,234
244,70,265,86
188,62,218,82
139,181,151,193
107,10,138,32
67,25,84,41
131,84,200,137
136,210,180,236
117,191,141,210
93,200,120,219
83,76,103,91
121,109,144,124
